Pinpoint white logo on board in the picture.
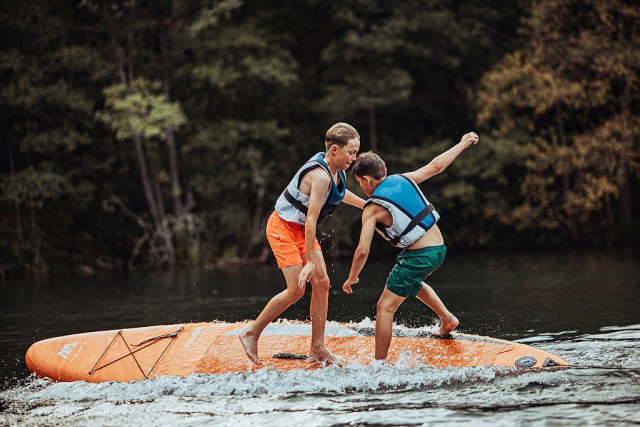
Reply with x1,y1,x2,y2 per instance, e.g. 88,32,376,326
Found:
58,342,78,359
185,326,207,348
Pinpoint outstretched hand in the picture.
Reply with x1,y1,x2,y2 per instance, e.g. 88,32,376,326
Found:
461,132,479,148
342,277,359,294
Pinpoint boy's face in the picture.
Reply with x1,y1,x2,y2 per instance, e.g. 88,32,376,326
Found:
354,175,375,197
330,138,360,171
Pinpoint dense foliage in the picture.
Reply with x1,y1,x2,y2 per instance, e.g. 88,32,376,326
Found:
1,0,638,278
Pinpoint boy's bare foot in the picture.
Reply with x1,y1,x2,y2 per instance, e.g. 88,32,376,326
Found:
309,345,342,366
239,330,261,365
438,315,459,335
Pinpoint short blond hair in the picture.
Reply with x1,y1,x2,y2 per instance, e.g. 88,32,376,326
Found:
325,122,360,150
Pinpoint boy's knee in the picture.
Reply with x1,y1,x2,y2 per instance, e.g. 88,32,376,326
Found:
287,287,305,302
312,274,330,293
376,300,395,315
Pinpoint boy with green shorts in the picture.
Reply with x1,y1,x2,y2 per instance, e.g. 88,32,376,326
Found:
342,132,479,360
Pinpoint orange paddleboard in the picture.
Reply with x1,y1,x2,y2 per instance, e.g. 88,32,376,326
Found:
25,321,569,383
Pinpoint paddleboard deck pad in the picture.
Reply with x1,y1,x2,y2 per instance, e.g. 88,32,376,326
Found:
25,321,569,382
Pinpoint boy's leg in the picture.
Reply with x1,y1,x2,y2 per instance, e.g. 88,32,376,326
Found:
415,282,459,335
375,287,405,360
307,249,334,363
239,263,305,364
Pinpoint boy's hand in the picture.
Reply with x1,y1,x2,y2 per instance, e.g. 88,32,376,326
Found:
298,263,314,288
342,277,359,294
461,132,479,148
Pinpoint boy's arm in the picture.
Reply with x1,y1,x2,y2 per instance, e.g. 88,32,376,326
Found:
403,132,479,185
298,170,331,287
343,189,366,209
342,206,378,294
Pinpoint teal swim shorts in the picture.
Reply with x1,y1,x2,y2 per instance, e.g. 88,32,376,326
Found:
385,244,447,298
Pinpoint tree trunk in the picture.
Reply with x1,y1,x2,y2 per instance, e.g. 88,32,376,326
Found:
368,105,378,151
100,0,176,270
7,137,22,241
164,125,183,217
29,204,43,277
132,136,162,226
100,0,127,88
604,193,616,245
244,172,266,260
562,173,580,243
148,154,176,269
159,0,184,218
554,103,580,243
619,80,633,231
619,166,631,231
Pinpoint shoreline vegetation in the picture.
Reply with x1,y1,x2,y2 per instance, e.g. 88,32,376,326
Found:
1,1,638,279
5,244,638,282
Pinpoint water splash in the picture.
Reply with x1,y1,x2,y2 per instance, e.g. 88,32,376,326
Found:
1,363,501,407
2,325,639,427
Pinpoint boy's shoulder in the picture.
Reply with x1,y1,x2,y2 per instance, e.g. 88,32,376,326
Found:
364,200,390,214
306,166,331,179
302,166,331,187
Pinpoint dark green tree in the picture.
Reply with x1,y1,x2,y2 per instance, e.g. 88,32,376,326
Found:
0,0,110,277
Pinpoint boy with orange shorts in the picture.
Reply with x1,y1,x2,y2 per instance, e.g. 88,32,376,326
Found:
240,123,365,364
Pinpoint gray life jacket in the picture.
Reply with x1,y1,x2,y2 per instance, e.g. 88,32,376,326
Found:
274,152,346,225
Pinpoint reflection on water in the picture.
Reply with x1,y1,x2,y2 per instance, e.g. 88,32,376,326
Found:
1,248,639,425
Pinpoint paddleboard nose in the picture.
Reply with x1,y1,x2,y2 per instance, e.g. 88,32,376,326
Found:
25,337,80,381
25,343,40,376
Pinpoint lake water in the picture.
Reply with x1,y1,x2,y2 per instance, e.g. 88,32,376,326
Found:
1,248,639,426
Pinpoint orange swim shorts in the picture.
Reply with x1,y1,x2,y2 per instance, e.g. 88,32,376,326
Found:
266,211,321,268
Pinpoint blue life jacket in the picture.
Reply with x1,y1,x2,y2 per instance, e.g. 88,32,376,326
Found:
275,152,346,225
365,174,440,248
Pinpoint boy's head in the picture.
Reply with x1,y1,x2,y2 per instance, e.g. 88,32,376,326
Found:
352,152,387,196
325,122,360,151
325,122,361,171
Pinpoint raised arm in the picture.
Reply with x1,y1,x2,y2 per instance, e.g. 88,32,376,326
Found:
343,189,366,209
403,132,479,184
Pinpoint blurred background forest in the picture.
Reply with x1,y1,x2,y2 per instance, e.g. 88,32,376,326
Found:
1,0,638,279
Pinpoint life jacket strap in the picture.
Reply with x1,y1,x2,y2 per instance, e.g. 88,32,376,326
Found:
283,188,308,214
283,188,338,224
390,204,435,246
